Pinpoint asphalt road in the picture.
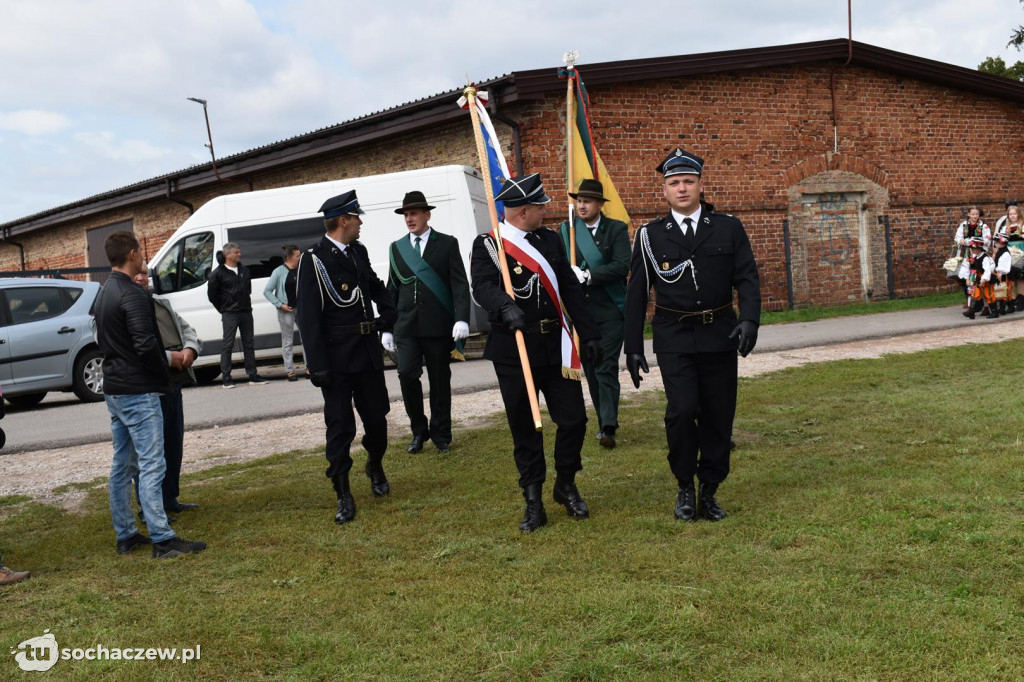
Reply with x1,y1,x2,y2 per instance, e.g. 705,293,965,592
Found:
0,305,1002,454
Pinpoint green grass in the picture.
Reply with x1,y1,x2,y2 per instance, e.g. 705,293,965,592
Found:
760,290,962,325
3,340,1024,679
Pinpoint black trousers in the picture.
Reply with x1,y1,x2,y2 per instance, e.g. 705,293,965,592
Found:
321,369,390,480
220,310,257,377
159,383,184,505
493,361,587,489
396,334,452,444
657,351,737,487
583,316,624,431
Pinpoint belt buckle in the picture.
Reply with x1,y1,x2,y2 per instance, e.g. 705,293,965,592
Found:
539,319,555,334
359,321,374,334
701,310,713,325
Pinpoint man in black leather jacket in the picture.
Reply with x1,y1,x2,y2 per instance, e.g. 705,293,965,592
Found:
95,231,206,559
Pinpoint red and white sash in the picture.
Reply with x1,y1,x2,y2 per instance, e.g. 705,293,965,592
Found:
494,226,582,380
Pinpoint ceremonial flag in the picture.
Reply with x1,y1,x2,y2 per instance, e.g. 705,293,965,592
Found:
457,90,512,220
560,68,631,226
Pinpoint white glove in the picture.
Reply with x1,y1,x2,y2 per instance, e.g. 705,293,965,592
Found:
381,332,396,352
571,265,591,285
452,321,470,341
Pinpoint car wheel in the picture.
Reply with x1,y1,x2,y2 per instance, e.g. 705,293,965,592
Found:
0,427,6,450
72,347,104,403
7,392,46,409
192,366,221,385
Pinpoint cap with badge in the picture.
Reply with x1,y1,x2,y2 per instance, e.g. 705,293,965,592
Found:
495,173,552,207
656,148,704,177
320,190,364,218
569,178,608,201
394,190,435,214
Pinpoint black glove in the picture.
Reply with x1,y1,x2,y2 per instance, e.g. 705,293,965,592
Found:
585,339,604,365
625,353,649,389
309,370,332,388
498,299,526,331
729,320,759,357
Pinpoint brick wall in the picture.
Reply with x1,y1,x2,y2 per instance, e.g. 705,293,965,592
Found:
6,62,1022,307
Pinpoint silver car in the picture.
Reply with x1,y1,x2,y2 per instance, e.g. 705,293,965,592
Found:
0,278,103,408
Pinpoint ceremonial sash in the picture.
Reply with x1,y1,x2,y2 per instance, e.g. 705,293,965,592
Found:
390,238,465,360
562,217,626,314
495,227,582,380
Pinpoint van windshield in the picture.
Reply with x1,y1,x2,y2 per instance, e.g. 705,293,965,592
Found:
227,218,324,279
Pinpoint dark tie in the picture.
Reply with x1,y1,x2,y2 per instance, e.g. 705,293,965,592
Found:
414,236,422,256
682,217,693,238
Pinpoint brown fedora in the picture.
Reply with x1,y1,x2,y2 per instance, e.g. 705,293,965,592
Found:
395,190,435,214
568,178,608,202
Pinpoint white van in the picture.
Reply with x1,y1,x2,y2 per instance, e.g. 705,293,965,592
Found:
148,165,493,383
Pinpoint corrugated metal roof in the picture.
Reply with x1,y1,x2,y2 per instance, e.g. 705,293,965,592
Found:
4,39,1022,235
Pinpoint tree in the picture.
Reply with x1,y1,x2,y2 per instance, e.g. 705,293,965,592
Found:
978,56,1024,82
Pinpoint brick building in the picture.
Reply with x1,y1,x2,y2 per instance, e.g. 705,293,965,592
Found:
3,39,1023,309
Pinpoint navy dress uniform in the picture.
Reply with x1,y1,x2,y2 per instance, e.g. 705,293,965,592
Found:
624,149,761,522
295,190,398,524
470,173,603,532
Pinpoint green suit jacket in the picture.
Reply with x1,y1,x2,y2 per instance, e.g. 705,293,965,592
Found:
559,215,630,323
387,229,471,338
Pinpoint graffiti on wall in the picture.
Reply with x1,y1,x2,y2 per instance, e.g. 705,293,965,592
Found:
817,193,854,264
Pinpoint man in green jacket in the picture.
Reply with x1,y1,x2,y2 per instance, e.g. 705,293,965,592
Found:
560,179,630,449
387,191,471,454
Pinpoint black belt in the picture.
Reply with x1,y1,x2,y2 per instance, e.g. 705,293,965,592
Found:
654,304,734,325
493,318,561,334
326,321,378,335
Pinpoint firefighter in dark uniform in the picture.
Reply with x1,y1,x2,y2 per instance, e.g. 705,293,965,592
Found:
295,190,398,524
470,173,603,532
624,149,761,522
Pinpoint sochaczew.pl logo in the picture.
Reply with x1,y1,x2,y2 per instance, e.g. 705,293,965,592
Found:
11,630,201,672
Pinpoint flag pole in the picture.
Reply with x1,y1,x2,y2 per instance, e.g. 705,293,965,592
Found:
563,51,582,357
463,84,543,432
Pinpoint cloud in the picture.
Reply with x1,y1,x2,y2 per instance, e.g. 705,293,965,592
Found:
72,131,171,161
0,110,71,135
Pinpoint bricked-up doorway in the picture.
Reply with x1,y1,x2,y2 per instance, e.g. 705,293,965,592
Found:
786,171,890,307
86,220,132,284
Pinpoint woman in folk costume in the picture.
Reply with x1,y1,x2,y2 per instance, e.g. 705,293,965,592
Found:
963,236,995,320
992,233,1014,316
1004,205,1024,311
954,207,991,296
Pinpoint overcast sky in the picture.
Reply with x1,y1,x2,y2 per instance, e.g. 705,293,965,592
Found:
2,0,1022,224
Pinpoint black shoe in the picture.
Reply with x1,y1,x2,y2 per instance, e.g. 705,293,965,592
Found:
333,474,356,524
674,482,697,522
407,435,425,454
365,459,390,497
222,378,236,389
137,510,176,525
287,371,298,382
152,537,207,559
963,309,975,320
248,374,270,385
999,301,1008,316
116,532,152,554
435,441,451,453
598,427,616,449
552,478,590,519
698,482,727,522
519,484,548,532
165,501,199,513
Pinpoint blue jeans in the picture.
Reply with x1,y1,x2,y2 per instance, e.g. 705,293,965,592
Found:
106,393,175,543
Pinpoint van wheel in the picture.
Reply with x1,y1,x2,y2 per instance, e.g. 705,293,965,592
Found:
72,348,104,403
193,367,221,385
7,392,46,409
0,427,6,450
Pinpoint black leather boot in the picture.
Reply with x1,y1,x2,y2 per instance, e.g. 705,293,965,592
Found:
519,483,547,532
698,481,727,522
1007,298,1016,313
552,476,590,519
999,300,1008,316
674,481,696,521
365,457,390,497
332,473,356,524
